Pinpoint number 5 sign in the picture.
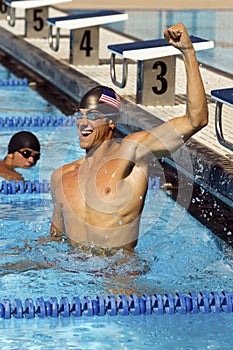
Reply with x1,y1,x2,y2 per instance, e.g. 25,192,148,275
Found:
0,0,7,19
4,1,72,38
25,7,48,38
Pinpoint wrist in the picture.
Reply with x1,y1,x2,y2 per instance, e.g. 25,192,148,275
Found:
181,46,195,56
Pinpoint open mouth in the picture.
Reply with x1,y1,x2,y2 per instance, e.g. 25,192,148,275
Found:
81,130,93,137
79,124,93,137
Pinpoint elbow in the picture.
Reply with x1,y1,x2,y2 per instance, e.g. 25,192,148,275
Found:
191,107,209,132
198,113,208,130
201,108,209,129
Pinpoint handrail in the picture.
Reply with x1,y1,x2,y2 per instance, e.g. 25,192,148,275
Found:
215,101,233,151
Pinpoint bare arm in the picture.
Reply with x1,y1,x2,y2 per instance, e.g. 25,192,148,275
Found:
50,168,65,239
49,160,83,239
0,161,25,181
124,23,208,160
164,22,208,137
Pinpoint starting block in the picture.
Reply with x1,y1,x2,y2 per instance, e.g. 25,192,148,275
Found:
211,88,233,151
4,0,71,38
47,10,128,66
108,36,214,106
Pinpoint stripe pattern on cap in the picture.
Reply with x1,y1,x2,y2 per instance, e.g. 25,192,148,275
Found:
99,89,121,110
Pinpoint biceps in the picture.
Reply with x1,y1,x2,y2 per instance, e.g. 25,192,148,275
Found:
123,133,165,161
126,120,186,159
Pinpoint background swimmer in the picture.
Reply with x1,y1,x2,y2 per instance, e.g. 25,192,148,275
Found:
0,131,40,181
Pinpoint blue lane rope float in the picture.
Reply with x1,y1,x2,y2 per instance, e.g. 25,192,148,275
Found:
0,77,28,86
0,291,232,319
0,115,76,127
0,180,50,194
148,176,160,191
0,177,160,195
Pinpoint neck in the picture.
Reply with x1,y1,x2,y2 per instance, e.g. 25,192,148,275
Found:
85,139,116,160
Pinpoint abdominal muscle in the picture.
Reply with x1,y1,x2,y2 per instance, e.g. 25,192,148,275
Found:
60,180,144,249
63,212,141,249
62,178,143,248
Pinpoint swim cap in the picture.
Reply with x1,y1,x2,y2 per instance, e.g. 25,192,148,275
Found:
79,85,121,115
8,131,40,154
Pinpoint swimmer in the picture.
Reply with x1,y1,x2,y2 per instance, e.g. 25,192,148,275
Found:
0,131,40,181
50,23,208,252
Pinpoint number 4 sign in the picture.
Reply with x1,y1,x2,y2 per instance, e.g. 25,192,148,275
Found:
71,27,99,66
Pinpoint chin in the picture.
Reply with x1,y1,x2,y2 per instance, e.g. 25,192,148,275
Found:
79,142,88,150
79,140,91,149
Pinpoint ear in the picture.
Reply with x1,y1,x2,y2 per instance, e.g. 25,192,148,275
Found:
7,153,14,159
109,120,117,130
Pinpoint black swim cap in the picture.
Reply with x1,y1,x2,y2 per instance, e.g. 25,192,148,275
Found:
79,86,121,115
8,131,40,154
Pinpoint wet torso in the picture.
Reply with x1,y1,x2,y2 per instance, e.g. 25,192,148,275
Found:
55,139,149,249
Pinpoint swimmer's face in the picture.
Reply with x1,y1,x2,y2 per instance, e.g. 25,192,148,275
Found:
76,108,117,150
13,148,40,168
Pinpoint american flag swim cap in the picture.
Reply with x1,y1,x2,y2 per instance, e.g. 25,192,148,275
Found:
79,86,121,113
99,88,121,111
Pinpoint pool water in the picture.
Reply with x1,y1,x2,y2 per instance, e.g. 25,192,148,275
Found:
1,187,233,293
1,312,233,349
0,63,233,349
1,188,233,348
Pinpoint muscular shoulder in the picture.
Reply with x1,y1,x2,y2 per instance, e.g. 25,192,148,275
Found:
0,160,24,181
118,132,152,165
50,158,84,191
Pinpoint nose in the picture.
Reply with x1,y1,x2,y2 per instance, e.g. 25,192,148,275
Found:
29,155,38,163
79,125,86,132
28,156,35,163
77,117,89,128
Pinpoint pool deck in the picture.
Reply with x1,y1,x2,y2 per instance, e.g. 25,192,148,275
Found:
0,6,233,210
56,0,233,10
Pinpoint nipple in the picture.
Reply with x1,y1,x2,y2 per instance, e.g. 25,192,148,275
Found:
105,187,111,194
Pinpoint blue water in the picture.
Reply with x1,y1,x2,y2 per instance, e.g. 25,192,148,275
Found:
1,313,233,349
0,64,233,348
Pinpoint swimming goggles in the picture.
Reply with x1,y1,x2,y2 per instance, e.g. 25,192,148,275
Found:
74,111,119,121
18,150,40,161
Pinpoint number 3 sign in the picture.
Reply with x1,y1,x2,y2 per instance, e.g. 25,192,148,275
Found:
137,56,176,106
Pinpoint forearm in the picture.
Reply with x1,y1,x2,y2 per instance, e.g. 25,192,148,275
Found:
163,23,208,138
182,48,208,131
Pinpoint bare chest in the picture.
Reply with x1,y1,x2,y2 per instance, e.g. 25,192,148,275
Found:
59,160,137,212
